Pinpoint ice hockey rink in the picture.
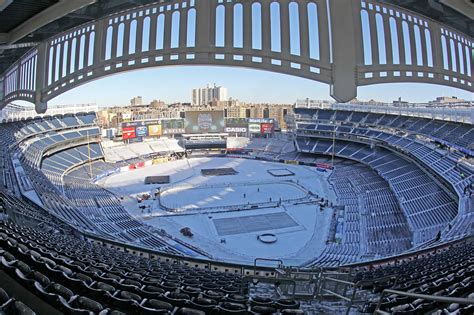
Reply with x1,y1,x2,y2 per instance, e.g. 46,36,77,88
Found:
99,157,336,265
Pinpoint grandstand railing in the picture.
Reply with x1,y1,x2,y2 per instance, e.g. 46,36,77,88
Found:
375,289,474,314
83,230,283,278
84,230,348,294
316,271,359,315
328,103,473,124
0,104,99,123
14,117,98,144
317,272,400,315
295,116,474,157
341,236,470,270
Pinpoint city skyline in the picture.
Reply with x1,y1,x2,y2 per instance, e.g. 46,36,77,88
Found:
42,66,473,108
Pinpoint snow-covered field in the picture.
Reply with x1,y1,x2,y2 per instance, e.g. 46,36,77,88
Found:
98,157,336,266
160,181,307,210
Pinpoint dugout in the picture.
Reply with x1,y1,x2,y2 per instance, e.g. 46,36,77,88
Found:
144,176,170,184
180,134,227,150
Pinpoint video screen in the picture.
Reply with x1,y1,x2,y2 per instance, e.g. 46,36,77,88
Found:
185,111,225,134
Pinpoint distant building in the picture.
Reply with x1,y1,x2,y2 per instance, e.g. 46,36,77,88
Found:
221,102,294,131
130,96,143,106
393,97,409,107
428,96,467,106
192,84,228,106
150,100,165,109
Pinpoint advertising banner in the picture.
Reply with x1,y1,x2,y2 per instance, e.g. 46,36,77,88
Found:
128,137,143,143
148,124,162,137
136,126,148,137
122,127,136,140
225,127,248,133
123,120,160,127
162,119,185,135
249,118,274,124
249,123,261,134
144,160,153,167
260,123,274,134
185,111,225,134
225,118,248,133
153,156,169,164
122,112,132,121
226,117,247,124
315,163,333,170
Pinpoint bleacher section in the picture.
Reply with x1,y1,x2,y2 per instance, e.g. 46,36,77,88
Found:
63,162,186,255
296,138,460,244
0,221,304,314
296,124,471,199
41,143,103,188
101,139,184,163
309,159,412,267
295,108,473,153
0,114,201,257
356,241,474,314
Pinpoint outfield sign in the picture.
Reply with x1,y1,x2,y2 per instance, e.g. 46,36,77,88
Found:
248,118,274,124
225,118,248,133
162,119,185,134
260,123,274,134
148,124,162,136
122,127,136,139
136,126,148,137
225,127,248,133
249,123,261,133
121,120,162,139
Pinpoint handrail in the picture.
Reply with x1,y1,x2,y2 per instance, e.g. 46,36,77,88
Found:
375,289,474,314
317,272,359,315
254,258,284,276
241,275,297,296
323,277,354,286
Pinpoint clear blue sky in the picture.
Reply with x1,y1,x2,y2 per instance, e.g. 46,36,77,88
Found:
48,65,472,107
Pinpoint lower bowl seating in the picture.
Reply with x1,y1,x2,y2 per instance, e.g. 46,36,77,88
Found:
0,221,304,314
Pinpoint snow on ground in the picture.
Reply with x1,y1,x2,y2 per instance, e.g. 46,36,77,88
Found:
227,137,250,149
99,157,336,266
160,182,306,210
102,138,183,162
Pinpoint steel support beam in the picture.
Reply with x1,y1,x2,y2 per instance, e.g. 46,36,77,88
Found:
439,0,474,20
0,42,38,50
35,43,47,113
329,0,360,103
0,0,13,12
0,33,8,44
7,0,97,45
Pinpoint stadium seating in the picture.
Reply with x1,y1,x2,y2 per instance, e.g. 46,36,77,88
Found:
294,108,474,152
0,114,200,256
0,220,303,314
0,287,36,315
355,241,474,314
0,111,472,314
296,137,461,244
